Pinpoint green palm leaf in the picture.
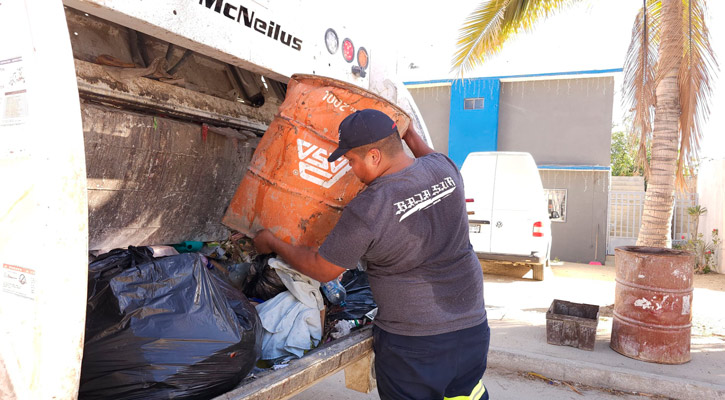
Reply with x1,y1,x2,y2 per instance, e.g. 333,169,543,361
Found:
451,0,582,77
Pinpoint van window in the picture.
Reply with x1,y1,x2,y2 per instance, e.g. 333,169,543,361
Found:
464,98,485,110
545,189,567,222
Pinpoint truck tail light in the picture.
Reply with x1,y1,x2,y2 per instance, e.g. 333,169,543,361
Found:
357,47,369,70
533,221,544,237
324,28,339,54
465,199,474,215
342,38,354,62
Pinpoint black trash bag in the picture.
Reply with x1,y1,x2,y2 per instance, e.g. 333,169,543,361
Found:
80,252,262,400
327,269,377,321
85,246,154,330
88,246,154,281
240,254,287,301
227,262,253,290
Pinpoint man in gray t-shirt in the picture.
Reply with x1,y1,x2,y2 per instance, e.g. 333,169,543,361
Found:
254,109,489,400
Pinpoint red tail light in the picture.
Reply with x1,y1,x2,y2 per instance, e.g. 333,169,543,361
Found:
342,38,354,62
465,198,474,203
533,221,544,237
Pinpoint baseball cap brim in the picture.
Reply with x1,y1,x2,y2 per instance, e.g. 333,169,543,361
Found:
327,146,350,162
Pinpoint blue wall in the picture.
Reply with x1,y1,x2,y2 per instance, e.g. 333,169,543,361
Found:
448,78,500,168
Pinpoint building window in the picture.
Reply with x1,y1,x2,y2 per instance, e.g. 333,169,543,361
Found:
464,97,485,110
545,189,567,222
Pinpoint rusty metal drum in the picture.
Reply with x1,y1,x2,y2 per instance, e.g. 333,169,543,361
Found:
610,246,694,364
222,74,410,247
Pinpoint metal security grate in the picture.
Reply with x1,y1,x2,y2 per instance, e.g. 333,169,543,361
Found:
672,192,698,245
607,191,698,254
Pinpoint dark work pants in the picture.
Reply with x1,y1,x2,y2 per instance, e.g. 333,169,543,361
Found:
373,320,490,400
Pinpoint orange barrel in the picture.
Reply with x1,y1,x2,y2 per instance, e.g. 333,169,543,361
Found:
222,74,410,247
610,246,694,364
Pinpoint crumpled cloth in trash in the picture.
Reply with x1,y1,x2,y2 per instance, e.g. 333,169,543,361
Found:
268,257,324,311
256,291,322,363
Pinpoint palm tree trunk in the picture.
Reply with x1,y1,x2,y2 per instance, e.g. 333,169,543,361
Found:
636,0,682,248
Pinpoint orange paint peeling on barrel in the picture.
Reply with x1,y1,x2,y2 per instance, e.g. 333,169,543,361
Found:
222,74,410,247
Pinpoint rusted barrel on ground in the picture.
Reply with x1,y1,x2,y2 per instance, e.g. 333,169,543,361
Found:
222,74,410,247
610,246,694,364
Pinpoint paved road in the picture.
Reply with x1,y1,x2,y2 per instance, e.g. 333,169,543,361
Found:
292,368,653,400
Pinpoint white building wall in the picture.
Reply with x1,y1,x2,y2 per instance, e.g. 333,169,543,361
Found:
696,159,725,274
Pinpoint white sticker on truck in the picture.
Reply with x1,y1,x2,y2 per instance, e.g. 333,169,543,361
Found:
2,263,36,300
0,56,28,127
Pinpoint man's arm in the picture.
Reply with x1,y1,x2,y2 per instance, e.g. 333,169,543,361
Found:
253,229,346,282
403,123,436,158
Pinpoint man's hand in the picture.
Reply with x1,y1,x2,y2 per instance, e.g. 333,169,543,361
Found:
251,229,346,282
253,229,277,254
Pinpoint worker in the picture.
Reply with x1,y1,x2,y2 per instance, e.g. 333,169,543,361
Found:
254,109,489,400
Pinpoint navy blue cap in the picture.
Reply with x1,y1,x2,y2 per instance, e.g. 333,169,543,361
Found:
327,109,398,162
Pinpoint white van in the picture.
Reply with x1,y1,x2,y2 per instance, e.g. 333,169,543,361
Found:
460,152,552,274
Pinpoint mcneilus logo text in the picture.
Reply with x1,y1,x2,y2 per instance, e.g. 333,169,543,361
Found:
198,0,303,51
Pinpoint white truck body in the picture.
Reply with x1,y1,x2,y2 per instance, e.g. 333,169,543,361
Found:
0,1,433,398
63,0,431,144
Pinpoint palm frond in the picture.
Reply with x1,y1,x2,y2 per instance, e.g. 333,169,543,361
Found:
676,0,718,189
451,0,509,77
451,0,582,77
623,0,660,178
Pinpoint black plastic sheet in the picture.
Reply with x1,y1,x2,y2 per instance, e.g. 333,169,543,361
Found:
80,250,262,399
327,269,377,321
240,254,287,301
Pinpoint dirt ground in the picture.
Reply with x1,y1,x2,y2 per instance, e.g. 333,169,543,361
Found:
482,260,725,338
551,261,725,292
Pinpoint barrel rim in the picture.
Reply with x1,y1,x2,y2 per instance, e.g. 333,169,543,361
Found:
614,246,692,258
290,73,411,124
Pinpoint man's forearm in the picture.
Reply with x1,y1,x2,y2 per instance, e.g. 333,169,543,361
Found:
267,235,343,282
403,125,435,158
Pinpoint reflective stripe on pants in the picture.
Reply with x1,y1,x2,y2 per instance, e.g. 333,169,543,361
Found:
443,381,488,400
444,379,487,400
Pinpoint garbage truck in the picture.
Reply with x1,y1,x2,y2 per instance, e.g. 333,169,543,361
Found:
0,0,433,398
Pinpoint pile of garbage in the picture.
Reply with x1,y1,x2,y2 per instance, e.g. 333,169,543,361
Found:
80,233,377,399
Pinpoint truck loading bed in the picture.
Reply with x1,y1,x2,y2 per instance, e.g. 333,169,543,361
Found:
216,327,374,400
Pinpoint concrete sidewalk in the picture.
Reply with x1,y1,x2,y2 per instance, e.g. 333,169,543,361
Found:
484,262,725,400
295,262,725,399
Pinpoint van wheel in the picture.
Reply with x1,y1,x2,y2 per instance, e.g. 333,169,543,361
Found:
532,264,544,281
